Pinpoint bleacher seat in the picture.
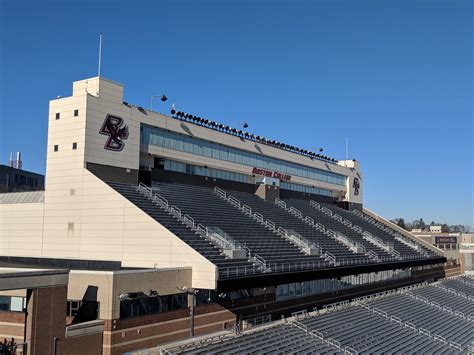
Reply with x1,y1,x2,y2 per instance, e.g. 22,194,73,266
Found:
154,182,330,273
166,276,474,354
109,183,259,279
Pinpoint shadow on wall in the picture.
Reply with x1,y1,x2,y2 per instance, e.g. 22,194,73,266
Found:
72,285,99,324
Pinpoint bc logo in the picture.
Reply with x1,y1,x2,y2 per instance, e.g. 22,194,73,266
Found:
353,177,360,196
99,114,129,151
352,178,360,196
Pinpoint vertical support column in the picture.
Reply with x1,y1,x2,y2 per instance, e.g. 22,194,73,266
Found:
24,286,67,355
255,184,280,201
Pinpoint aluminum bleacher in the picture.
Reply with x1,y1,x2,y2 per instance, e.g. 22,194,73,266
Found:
110,181,442,280
218,188,373,265
109,183,261,279
161,276,474,354
320,201,435,258
285,198,434,261
154,182,331,275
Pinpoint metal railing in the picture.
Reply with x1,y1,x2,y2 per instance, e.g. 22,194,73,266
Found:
395,235,423,253
362,231,399,257
137,183,247,260
353,209,431,256
332,231,366,254
276,227,322,256
275,198,367,260
207,226,245,251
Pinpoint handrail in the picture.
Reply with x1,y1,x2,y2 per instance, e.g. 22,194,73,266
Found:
321,206,333,216
362,231,399,257
333,231,365,254
289,206,302,218
242,204,252,215
228,195,241,208
395,235,427,255
208,226,245,251
277,228,321,256
183,215,195,228
275,198,287,208
315,223,325,232
138,184,247,261
252,253,269,272
170,205,181,218
353,208,430,257
368,250,379,261
214,186,226,198
324,251,336,264
273,199,357,258
265,219,276,230
254,211,264,222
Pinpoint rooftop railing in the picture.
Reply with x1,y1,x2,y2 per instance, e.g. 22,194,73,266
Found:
169,109,339,164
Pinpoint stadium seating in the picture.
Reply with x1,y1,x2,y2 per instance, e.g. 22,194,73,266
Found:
110,180,440,279
441,277,474,297
369,293,473,348
164,276,473,354
153,182,330,273
320,202,435,258
284,198,393,260
410,285,474,316
169,324,340,355
221,189,374,264
109,183,260,279
299,306,455,354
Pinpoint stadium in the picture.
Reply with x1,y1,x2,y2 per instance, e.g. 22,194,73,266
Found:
0,76,471,354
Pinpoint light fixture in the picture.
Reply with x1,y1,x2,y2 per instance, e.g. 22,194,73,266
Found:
160,95,167,102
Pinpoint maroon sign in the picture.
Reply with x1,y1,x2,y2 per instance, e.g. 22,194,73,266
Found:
252,167,291,181
435,236,457,244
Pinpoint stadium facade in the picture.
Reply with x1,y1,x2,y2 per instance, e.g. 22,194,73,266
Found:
0,76,462,354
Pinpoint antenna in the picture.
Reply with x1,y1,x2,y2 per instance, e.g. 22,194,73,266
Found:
98,33,103,77
345,138,349,161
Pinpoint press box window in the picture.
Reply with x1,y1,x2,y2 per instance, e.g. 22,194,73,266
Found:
55,113,60,120
74,109,79,117
54,145,59,152
72,142,77,150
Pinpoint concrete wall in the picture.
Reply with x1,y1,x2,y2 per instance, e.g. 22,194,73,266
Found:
68,268,192,320
0,168,216,289
0,202,45,257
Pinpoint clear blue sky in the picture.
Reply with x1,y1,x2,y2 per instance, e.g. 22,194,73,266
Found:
1,0,472,226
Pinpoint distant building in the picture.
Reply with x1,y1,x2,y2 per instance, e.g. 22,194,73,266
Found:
410,229,474,272
0,164,45,193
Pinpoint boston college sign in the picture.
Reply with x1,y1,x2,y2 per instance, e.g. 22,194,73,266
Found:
252,167,291,181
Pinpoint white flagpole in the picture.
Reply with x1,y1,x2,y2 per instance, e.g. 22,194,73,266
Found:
98,33,103,77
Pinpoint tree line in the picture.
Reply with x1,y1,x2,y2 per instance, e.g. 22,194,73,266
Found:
389,218,472,234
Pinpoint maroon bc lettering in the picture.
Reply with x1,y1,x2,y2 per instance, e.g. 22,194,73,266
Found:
252,167,291,181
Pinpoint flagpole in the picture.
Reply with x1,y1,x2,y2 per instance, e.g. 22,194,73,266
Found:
98,33,103,77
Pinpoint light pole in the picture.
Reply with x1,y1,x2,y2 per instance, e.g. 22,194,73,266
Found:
150,95,167,111
179,286,198,337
